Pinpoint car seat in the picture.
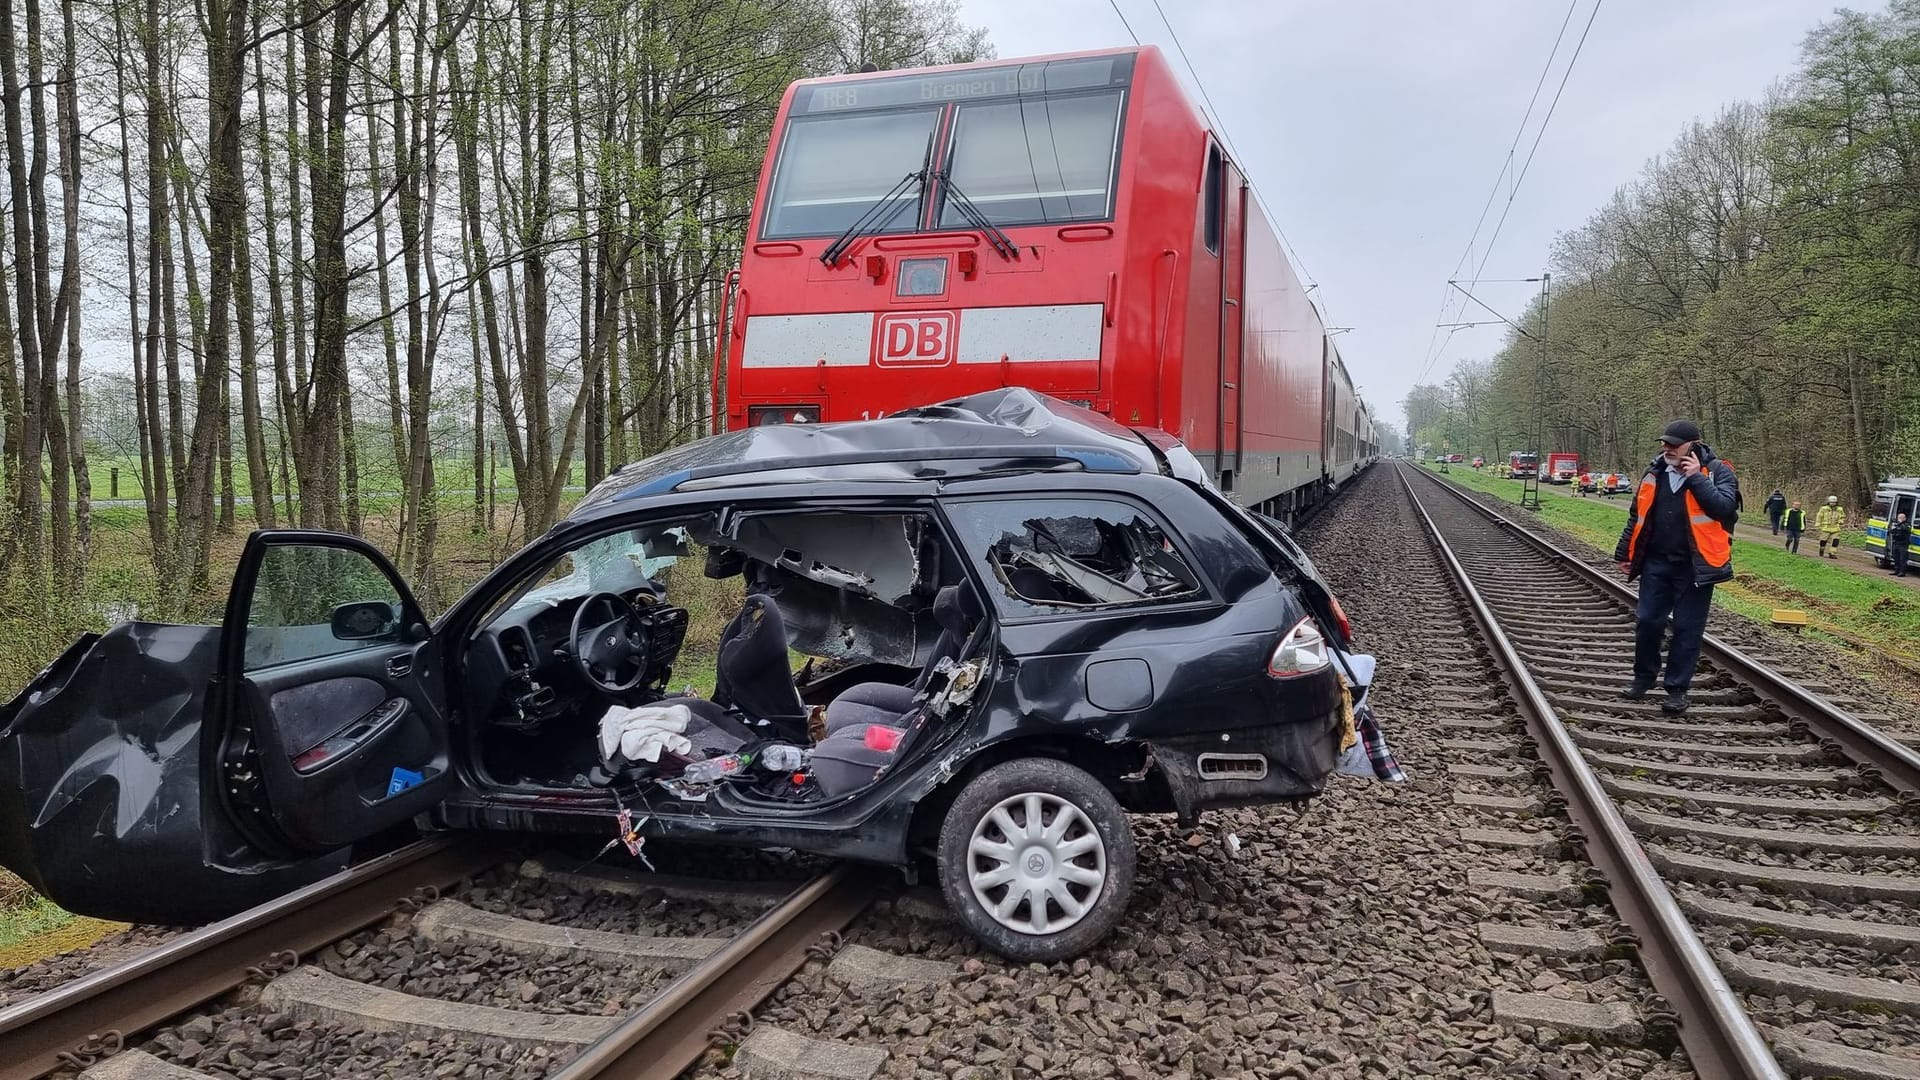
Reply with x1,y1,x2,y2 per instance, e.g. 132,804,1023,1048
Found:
711,594,808,737
812,584,984,798
822,584,981,735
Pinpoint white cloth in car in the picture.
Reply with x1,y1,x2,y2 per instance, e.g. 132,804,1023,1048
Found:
598,703,694,765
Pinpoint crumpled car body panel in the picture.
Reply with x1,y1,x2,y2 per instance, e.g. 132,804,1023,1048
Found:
0,623,342,924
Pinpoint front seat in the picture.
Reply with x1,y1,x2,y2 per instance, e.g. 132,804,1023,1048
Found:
710,594,808,736
822,584,982,736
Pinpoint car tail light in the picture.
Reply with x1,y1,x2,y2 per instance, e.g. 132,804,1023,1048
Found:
1268,617,1330,678
1327,594,1353,644
748,405,821,426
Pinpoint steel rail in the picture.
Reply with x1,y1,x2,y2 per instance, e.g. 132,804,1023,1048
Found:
1394,463,1785,1080
0,835,497,1080
550,862,880,1080
1409,464,1920,796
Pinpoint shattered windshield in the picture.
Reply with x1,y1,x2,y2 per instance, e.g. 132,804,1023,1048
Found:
947,498,1201,615
491,523,697,622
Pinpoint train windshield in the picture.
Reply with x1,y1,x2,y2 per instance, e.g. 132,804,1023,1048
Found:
937,92,1124,228
762,108,941,239
764,54,1133,240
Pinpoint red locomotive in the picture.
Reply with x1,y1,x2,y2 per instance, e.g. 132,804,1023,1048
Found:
713,46,1376,518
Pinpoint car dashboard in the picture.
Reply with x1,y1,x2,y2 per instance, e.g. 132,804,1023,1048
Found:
465,589,691,733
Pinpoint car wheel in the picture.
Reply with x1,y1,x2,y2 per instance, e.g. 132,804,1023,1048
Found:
936,757,1135,963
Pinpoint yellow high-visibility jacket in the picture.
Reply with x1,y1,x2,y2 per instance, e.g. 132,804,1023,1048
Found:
1815,505,1846,533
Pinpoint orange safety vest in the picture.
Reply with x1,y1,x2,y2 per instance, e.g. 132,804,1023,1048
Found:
1623,473,1732,583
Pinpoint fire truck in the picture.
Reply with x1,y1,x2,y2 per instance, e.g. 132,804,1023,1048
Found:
1545,452,1580,484
1508,451,1538,479
712,46,1376,519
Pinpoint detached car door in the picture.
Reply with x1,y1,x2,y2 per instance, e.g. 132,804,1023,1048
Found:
0,531,454,925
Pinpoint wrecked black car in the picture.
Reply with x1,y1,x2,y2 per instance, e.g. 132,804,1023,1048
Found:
0,389,1364,961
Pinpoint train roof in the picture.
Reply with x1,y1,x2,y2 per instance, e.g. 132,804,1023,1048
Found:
787,45,1158,89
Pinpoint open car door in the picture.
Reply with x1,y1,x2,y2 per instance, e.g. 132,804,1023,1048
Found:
0,531,454,925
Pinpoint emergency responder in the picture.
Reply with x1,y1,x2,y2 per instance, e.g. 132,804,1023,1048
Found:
1765,488,1787,535
1576,471,1590,497
1815,496,1846,559
1614,420,1740,714
1890,512,1912,578
1783,501,1806,554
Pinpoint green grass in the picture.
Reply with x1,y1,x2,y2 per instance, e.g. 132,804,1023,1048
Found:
0,893,78,951
1427,462,1920,662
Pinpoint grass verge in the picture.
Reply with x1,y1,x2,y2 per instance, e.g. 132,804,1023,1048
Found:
1427,463,1920,666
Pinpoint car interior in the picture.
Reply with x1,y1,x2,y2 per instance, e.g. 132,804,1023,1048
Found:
455,501,1202,809
458,508,992,806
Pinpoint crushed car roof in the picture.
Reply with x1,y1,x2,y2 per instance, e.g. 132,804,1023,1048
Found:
571,388,1186,517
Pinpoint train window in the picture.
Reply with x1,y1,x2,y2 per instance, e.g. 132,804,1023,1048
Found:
762,107,942,239
937,91,1124,229
1203,145,1223,254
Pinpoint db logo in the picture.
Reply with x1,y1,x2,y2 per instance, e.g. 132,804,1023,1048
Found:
874,312,956,366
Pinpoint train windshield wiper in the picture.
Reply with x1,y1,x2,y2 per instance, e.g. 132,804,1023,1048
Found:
938,169,1019,261
821,135,934,267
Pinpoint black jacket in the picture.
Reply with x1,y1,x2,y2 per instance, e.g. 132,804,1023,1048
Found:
1784,507,1806,532
1765,491,1786,515
1613,442,1741,585
1893,521,1913,552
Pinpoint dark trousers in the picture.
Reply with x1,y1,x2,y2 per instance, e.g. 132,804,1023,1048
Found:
1784,529,1801,553
1635,560,1714,691
1769,509,1783,535
1895,546,1911,577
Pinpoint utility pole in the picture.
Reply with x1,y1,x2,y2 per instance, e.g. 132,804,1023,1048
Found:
1443,271,1551,508
1520,272,1549,511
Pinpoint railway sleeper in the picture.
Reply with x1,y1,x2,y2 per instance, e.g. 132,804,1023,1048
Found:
1560,710,1791,739
1596,774,1894,817
1618,804,1920,855
1678,893,1920,951
1717,952,1920,1018
1566,729,1828,763
1581,751,1859,788
1645,843,1920,902
1765,1024,1920,1080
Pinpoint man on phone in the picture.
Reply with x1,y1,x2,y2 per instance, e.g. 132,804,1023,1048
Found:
1613,420,1741,713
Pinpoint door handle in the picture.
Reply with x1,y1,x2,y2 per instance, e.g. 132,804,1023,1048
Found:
386,654,413,678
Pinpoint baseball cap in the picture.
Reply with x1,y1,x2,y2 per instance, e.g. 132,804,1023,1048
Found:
1658,420,1702,446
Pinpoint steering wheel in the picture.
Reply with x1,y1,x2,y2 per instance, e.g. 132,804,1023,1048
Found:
569,592,651,693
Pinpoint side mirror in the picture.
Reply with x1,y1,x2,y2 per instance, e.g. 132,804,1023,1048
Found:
331,600,400,641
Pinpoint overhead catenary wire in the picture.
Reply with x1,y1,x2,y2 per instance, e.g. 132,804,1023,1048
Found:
1138,0,1332,326
1414,0,1603,388
1106,0,1141,46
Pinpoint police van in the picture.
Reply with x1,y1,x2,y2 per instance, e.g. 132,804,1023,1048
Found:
1867,477,1920,567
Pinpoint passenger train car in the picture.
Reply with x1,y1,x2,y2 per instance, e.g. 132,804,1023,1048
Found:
712,46,1376,519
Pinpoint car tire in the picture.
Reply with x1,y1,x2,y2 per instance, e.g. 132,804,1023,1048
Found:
936,757,1135,963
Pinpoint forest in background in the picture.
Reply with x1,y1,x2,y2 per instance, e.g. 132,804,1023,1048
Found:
0,0,990,654
1404,0,1920,507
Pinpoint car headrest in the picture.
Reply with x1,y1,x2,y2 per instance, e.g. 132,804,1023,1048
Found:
933,584,981,636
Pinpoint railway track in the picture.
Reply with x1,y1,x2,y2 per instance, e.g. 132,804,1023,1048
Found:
1398,461,1920,1080
0,838,890,1080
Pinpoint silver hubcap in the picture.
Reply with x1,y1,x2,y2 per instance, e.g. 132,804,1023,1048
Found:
967,791,1106,936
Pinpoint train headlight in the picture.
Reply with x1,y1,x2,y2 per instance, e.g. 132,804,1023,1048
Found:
748,405,822,426
895,257,948,297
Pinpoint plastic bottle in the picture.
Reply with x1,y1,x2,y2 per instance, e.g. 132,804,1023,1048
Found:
759,744,811,772
680,752,748,784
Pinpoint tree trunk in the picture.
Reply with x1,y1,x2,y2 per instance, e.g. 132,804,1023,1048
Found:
0,0,46,583
56,0,84,583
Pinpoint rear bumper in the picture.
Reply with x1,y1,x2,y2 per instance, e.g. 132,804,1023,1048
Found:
1146,668,1344,822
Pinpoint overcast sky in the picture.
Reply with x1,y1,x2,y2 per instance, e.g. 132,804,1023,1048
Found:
956,0,1838,434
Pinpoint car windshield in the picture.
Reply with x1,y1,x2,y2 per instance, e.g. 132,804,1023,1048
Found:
497,525,692,618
